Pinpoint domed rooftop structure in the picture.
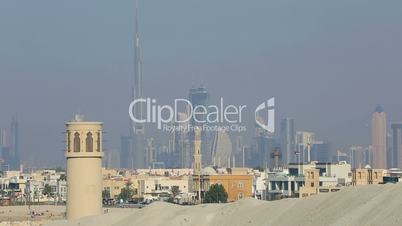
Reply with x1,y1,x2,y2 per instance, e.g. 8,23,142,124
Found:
364,164,372,169
374,105,384,113
201,166,217,175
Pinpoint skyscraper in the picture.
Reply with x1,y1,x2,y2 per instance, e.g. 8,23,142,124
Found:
0,129,7,169
234,136,244,167
296,131,315,163
311,141,331,163
10,116,20,170
350,145,362,169
128,0,146,169
0,129,6,147
371,106,387,169
387,132,393,168
131,0,144,133
103,149,120,169
173,112,191,168
188,86,211,165
144,138,157,167
280,118,295,164
254,122,277,168
0,129,6,160
210,130,233,168
391,123,402,168
120,135,131,169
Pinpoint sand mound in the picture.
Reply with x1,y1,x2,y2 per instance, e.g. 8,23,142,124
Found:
46,183,402,226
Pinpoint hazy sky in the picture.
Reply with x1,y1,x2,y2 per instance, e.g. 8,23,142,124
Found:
1,0,401,168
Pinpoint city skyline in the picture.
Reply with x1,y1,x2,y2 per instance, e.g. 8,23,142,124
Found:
1,0,402,167
1,2,402,226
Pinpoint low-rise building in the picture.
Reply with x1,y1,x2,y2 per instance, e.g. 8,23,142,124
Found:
252,170,266,200
299,169,319,198
352,168,385,185
192,167,253,202
25,180,45,202
383,168,402,183
102,178,132,200
265,161,351,200
138,176,190,201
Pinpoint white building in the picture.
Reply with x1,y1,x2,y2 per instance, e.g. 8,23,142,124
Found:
252,170,267,200
25,180,45,202
265,161,352,200
138,176,191,201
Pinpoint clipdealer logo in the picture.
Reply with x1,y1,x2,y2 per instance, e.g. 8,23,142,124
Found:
128,97,275,133
255,97,275,133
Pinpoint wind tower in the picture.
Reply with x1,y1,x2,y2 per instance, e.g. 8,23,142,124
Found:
65,115,103,220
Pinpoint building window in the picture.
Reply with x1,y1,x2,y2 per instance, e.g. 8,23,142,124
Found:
238,181,244,190
73,132,80,152
86,132,93,152
67,132,71,152
311,182,314,187
358,172,362,179
97,132,101,152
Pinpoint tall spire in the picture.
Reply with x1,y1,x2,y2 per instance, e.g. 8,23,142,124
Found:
132,0,144,136
128,0,146,170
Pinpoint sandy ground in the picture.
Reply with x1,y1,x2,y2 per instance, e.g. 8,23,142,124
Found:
3,183,402,226
0,205,65,226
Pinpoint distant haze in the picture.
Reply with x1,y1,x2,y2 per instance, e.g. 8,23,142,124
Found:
0,0,401,167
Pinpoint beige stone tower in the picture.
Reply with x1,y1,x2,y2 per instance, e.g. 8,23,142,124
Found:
65,115,103,220
193,128,202,175
192,128,203,202
372,106,387,169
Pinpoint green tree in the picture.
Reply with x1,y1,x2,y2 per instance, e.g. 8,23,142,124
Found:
204,184,228,203
59,174,67,181
118,182,134,202
43,184,52,197
253,166,265,172
171,186,181,198
55,167,65,172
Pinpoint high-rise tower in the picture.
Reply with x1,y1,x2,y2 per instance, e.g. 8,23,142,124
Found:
129,0,146,169
10,116,20,170
0,129,6,147
280,118,295,164
188,86,211,165
391,123,402,168
372,106,387,169
296,131,315,163
210,130,233,168
131,0,144,134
